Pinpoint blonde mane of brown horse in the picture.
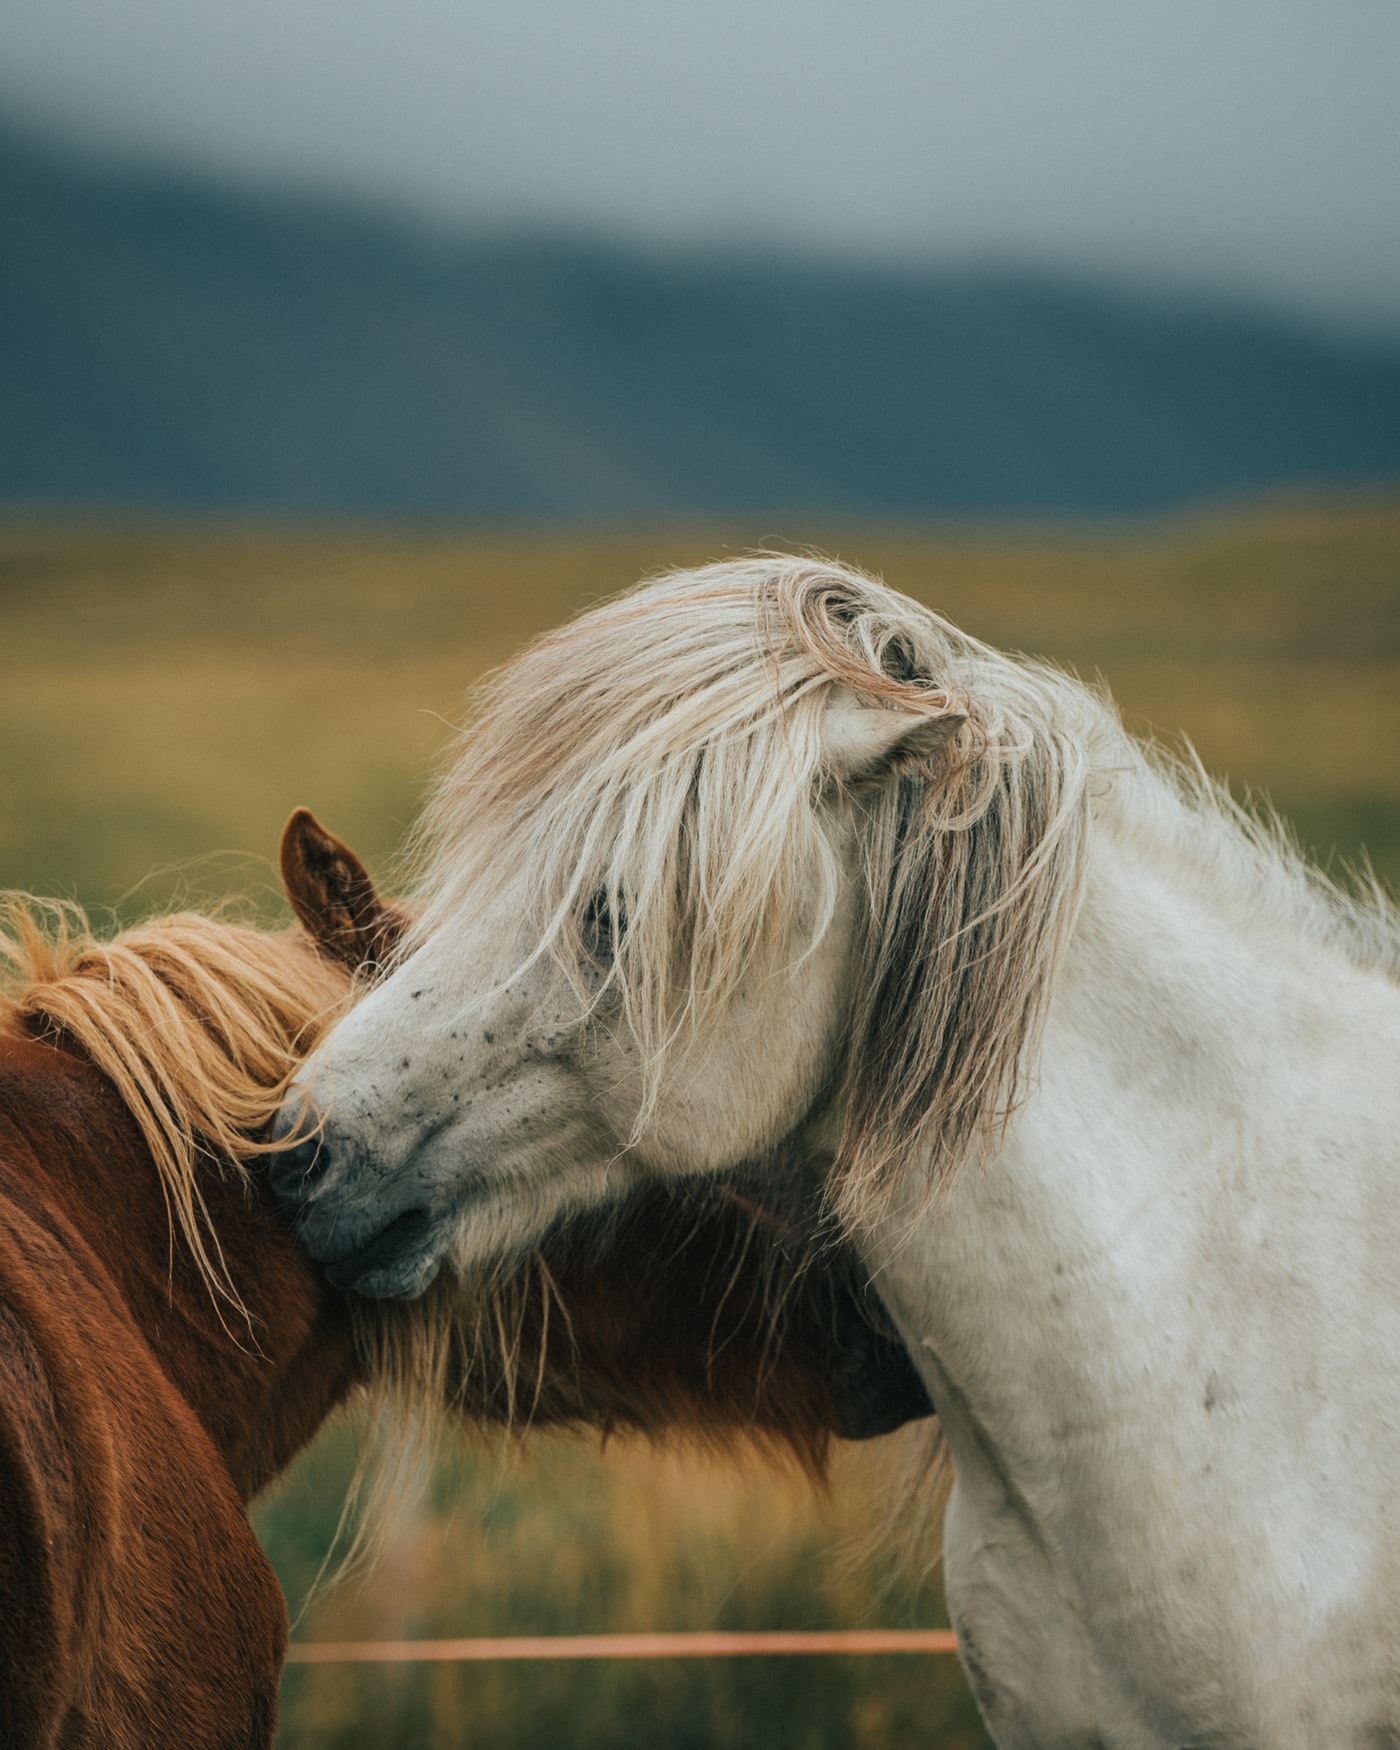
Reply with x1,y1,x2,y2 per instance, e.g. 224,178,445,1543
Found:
0,898,351,1309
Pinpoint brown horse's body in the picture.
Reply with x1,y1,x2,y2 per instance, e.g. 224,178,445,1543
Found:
0,1022,352,1749
0,815,930,1750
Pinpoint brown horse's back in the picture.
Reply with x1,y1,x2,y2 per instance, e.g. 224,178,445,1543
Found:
0,1030,287,1750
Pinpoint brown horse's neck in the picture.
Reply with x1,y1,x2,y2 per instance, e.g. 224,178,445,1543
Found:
0,1021,357,1499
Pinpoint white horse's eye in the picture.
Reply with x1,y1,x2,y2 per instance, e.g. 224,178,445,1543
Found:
580,890,626,968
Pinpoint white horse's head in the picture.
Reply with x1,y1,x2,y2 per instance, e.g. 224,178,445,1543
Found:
271,557,1088,1297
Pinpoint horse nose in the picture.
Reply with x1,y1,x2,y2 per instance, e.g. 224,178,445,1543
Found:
266,1095,333,1212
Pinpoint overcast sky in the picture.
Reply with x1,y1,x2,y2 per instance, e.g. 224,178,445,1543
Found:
5,1,1400,330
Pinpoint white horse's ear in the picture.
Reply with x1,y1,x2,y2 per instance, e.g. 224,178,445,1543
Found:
821,690,965,787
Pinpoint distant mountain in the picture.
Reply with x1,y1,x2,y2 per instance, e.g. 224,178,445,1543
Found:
3,120,1399,518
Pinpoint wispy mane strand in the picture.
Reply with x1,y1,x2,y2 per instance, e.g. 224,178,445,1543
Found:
409,555,1096,1198
836,701,1091,1225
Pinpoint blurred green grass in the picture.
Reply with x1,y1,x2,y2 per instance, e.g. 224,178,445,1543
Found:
4,501,1400,1747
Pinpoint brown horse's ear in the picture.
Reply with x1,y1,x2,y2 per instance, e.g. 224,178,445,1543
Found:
279,808,408,974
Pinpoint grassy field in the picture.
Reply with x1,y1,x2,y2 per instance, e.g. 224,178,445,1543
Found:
6,500,1400,914
4,499,1400,1746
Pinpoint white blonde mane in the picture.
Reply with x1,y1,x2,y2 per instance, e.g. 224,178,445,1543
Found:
411,551,1400,1234
409,556,1117,1223
1105,745,1400,992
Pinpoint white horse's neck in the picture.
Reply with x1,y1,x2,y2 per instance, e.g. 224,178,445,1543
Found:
861,768,1400,1747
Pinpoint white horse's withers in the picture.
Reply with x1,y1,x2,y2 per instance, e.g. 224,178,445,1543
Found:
275,556,1400,1747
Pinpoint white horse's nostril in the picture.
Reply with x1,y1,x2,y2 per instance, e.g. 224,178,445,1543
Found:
266,1126,330,1212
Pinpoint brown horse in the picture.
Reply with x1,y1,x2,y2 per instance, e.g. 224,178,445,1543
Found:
0,812,929,1750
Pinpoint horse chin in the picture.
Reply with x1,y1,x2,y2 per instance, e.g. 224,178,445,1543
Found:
329,1251,445,1300
320,1207,449,1299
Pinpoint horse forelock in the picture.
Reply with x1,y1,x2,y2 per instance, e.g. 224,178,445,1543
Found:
0,898,352,1308
406,556,1097,1193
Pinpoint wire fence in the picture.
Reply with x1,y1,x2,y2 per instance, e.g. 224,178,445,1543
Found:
286,1630,959,1664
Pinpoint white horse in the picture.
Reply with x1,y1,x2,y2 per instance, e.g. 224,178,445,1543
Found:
276,555,1400,1747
